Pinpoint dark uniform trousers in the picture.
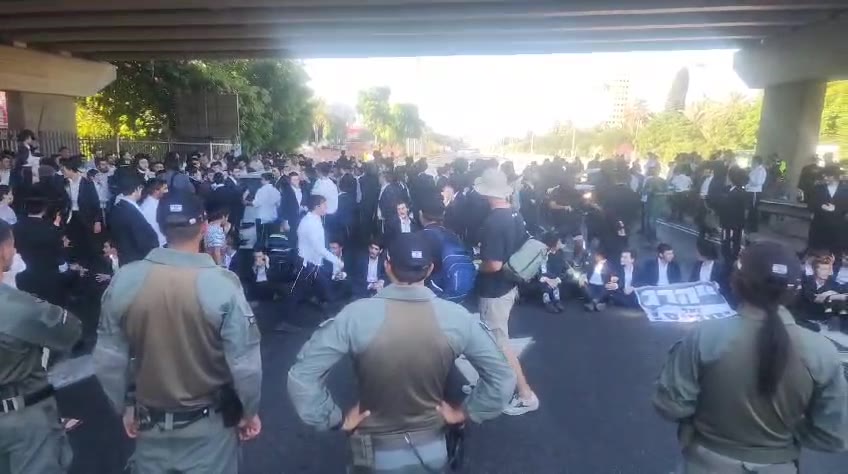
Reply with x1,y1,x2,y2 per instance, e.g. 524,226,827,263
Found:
0,398,73,474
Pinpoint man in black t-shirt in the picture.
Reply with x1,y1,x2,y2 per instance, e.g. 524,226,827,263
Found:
474,168,540,417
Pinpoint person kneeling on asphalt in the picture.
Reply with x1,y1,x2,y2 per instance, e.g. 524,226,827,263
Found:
0,219,82,474
287,232,515,473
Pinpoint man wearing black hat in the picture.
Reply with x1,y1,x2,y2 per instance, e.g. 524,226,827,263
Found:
288,232,515,473
807,165,847,260
61,155,103,266
94,191,262,474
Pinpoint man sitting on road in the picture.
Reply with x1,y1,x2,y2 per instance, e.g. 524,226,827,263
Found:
638,243,682,287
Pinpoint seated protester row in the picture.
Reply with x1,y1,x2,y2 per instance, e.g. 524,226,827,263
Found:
351,240,387,299
800,255,848,320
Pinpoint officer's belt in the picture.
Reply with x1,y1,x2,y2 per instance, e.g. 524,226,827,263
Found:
143,406,212,425
368,428,444,450
0,385,55,414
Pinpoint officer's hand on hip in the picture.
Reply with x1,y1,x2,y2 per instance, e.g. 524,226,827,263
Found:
342,404,371,434
123,407,139,439
436,401,466,425
238,415,262,441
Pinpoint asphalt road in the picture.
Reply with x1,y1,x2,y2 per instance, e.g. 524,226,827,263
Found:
58,225,848,474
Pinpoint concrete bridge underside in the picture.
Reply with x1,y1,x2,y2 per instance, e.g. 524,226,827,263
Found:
0,0,846,189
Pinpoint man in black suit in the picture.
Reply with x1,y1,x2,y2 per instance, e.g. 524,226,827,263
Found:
357,163,381,243
690,238,728,295
351,240,387,299
14,196,75,308
383,201,420,246
408,158,436,222
61,155,103,266
638,243,682,287
609,248,641,308
377,171,405,236
717,167,750,262
109,174,159,266
808,165,848,261
579,250,616,311
279,171,307,238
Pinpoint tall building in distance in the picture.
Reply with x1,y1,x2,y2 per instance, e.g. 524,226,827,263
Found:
604,76,632,127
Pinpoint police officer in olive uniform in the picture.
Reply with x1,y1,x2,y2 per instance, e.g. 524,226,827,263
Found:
93,192,262,474
288,233,515,473
654,241,848,474
0,219,82,474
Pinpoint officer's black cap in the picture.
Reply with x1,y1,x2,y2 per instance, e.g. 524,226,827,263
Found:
157,192,206,228
737,240,801,288
388,233,433,271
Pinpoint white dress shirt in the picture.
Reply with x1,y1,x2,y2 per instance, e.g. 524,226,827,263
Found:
622,265,634,289
366,256,380,283
297,212,342,268
589,260,606,285
400,217,412,234
311,177,339,215
836,266,848,285
670,174,692,193
253,183,281,224
139,196,166,247
2,253,25,289
629,175,641,193
827,183,838,199
699,260,715,283
699,176,713,198
657,258,670,286
746,165,767,193
0,204,16,225
292,186,303,209
67,176,82,211
94,172,110,208
355,176,363,204
0,170,9,186
377,183,390,220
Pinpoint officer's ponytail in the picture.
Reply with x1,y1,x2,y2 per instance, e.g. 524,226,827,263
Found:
731,271,793,397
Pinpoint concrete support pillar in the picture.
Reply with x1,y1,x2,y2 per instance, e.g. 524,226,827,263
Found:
754,80,826,195
5,91,77,132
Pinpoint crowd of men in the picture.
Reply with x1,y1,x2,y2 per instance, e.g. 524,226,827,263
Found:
1,124,848,473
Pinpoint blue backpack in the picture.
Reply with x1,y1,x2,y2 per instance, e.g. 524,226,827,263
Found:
423,227,477,302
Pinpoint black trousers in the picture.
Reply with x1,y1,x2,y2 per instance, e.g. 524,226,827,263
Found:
254,220,278,251
722,226,743,262
747,192,761,232
66,212,99,267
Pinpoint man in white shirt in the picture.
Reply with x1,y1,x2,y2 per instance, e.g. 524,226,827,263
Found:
0,153,11,186
746,156,767,232
695,166,715,238
93,158,112,215
284,194,343,325
310,162,339,216
139,179,168,247
669,168,693,222
580,251,612,311
250,172,282,250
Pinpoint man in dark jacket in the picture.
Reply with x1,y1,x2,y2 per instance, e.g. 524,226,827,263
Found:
637,243,682,287
109,175,159,266
808,165,848,261
61,155,103,266
350,240,387,298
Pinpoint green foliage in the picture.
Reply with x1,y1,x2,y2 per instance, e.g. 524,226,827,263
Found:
76,60,314,153
820,81,848,152
634,111,707,158
356,87,424,150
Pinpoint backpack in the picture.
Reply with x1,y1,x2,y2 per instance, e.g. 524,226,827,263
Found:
501,211,547,283
423,227,476,302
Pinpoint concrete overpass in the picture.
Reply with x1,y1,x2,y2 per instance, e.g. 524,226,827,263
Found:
0,0,846,188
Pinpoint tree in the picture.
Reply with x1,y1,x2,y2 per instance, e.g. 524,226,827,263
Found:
356,87,393,146
634,111,706,160
665,67,690,112
691,94,761,152
77,59,314,153
820,81,848,153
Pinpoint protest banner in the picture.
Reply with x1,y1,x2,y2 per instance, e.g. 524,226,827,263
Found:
635,281,736,323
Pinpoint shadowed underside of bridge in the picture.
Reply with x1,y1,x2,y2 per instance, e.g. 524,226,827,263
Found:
0,0,846,60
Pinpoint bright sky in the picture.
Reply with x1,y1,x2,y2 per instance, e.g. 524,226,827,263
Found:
303,49,756,147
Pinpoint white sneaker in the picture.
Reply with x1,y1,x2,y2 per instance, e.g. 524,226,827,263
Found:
503,393,540,416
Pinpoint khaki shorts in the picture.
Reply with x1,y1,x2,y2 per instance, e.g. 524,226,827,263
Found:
479,287,518,341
